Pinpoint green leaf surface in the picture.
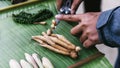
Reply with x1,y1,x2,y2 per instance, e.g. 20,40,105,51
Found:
0,0,11,9
0,0,112,68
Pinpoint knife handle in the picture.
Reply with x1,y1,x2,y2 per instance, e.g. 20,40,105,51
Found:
60,0,73,14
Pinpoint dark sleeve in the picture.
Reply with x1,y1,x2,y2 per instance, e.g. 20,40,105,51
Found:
97,6,120,47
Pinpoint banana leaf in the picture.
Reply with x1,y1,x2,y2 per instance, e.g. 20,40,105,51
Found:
0,0,11,9
0,0,112,68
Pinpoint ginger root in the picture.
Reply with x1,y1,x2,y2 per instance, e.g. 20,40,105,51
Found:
32,36,69,52
32,20,81,59
49,36,75,50
32,31,81,59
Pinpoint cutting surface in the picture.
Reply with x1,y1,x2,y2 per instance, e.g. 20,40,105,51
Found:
0,0,112,68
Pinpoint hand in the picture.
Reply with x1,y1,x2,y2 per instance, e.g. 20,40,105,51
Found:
56,0,83,14
55,12,102,48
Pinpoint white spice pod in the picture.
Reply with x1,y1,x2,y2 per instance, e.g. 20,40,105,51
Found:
9,59,21,68
42,57,54,68
32,53,44,68
25,53,38,68
20,59,33,68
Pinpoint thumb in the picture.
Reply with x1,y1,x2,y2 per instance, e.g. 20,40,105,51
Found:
56,0,63,10
71,0,83,14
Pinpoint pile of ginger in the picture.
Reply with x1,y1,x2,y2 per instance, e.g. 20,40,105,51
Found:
32,20,81,59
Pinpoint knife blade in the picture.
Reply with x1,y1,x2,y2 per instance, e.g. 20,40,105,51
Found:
68,52,104,68
55,0,73,25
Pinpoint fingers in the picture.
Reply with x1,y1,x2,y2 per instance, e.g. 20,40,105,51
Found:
83,39,94,48
71,0,83,14
80,32,88,43
56,0,83,14
56,0,63,10
71,23,82,35
83,36,99,48
55,14,81,22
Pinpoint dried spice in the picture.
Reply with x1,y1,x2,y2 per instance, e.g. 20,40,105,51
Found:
31,20,81,59
9,59,21,68
12,9,53,24
32,31,81,59
12,11,34,24
42,57,54,68
33,9,54,22
9,53,54,68
25,53,38,68
20,60,33,68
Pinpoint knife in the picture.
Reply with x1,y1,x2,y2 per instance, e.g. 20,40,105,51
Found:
55,0,73,25
68,52,104,68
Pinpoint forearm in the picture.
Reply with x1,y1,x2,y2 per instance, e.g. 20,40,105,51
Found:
97,6,120,47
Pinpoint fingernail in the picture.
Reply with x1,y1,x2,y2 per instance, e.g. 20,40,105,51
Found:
83,43,88,48
70,29,75,35
55,15,61,19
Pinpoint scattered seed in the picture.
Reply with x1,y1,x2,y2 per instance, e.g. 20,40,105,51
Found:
39,22,46,25
52,19,57,26
47,29,52,36
70,51,78,59
51,24,55,29
41,32,48,36
75,46,81,52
